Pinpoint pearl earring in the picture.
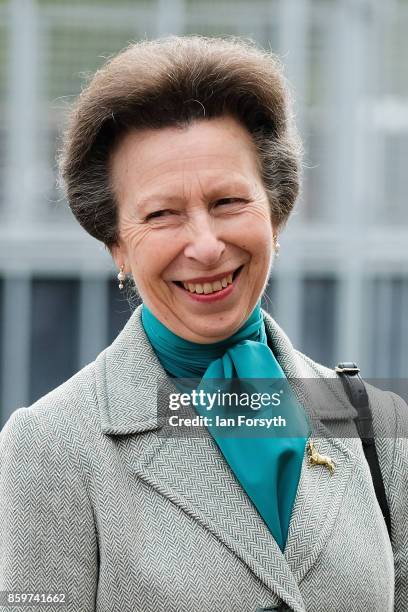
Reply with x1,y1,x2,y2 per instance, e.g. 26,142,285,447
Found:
117,265,126,290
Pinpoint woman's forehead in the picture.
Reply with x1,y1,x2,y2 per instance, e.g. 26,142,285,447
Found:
111,116,257,167
109,118,260,199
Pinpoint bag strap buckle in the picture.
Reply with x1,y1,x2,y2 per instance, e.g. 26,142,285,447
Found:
335,362,360,374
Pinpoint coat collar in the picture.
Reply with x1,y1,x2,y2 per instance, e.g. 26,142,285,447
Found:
95,303,358,436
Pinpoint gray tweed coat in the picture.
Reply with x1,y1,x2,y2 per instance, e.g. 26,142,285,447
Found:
0,305,407,612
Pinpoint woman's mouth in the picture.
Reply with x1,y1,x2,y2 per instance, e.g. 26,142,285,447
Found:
172,265,244,301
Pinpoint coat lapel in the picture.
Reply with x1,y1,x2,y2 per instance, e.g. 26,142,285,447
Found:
130,432,305,611
260,314,361,581
283,434,356,582
94,304,360,611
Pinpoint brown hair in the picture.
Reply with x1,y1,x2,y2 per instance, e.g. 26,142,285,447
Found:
58,35,302,251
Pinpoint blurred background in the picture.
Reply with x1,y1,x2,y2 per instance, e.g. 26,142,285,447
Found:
0,0,407,426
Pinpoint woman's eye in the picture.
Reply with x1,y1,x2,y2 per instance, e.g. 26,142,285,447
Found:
145,209,172,220
216,198,245,206
145,199,245,221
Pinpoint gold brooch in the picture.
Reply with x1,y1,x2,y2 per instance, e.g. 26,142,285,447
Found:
307,440,335,475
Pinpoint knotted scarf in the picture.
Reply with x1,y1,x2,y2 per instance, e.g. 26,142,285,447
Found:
141,300,310,551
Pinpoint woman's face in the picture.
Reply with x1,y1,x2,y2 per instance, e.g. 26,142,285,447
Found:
110,115,275,343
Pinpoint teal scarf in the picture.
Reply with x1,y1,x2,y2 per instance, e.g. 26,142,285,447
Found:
141,300,310,551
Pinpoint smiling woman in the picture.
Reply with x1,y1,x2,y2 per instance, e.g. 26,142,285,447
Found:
0,35,407,612
108,116,274,342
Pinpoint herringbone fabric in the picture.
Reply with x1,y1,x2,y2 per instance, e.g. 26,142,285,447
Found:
0,304,407,612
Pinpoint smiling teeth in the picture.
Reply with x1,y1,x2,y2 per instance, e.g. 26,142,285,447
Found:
182,273,234,294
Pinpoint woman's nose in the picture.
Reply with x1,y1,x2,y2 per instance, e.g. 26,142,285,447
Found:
183,214,226,265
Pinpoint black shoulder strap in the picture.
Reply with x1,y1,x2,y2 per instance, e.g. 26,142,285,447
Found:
335,362,392,538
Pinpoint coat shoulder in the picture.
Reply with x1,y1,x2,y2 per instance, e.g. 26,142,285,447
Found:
295,349,408,428
0,354,102,453
293,348,408,440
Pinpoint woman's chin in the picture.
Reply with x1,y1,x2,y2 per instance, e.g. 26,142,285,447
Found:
168,306,251,343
